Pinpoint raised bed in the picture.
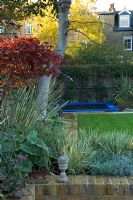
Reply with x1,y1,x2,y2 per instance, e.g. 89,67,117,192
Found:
7,175,133,200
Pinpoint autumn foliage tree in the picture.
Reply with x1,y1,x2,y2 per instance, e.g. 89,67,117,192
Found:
0,0,58,36
0,0,58,22
0,37,61,88
28,0,103,54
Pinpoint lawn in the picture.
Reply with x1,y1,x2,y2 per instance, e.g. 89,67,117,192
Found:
77,113,133,134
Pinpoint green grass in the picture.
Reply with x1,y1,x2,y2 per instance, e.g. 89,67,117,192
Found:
77,113,133,134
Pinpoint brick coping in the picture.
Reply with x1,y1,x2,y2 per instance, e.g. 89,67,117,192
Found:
45,175,133,184
36,175,133,195
38,175,133,195
6,176,133,200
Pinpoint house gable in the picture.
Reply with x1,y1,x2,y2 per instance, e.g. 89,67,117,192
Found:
99,8,133,51
113,10,133,31
118,9,131,15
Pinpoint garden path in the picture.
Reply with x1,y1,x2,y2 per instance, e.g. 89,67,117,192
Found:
63,113,78,135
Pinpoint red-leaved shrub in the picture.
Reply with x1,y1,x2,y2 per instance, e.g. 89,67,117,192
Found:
0,37,61,87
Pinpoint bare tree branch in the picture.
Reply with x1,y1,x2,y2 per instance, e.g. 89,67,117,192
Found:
67,28,103,46
70,20,113,28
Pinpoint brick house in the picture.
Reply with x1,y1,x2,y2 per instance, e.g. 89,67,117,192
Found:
0,22,32,37
99,6,133,51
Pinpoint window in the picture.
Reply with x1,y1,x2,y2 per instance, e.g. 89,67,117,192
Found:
25,24,32,34
0,26,4,34
119,15,130,27
123,36,132,51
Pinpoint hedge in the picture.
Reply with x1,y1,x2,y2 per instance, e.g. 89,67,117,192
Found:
61,64,133,78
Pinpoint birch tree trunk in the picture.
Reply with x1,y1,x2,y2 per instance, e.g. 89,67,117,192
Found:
38,0,72,118
38,75,52,117
56,0,72,56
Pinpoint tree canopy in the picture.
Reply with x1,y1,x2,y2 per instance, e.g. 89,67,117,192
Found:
25,0,103,54
0,0,58,22
0,37,61,87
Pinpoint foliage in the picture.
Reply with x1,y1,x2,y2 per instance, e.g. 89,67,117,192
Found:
62,128,133,175
0,0,58,37
0,129,50,196
90,152,133,176
64,129,96,174
0,80,65,195
114,74,133,108
46,78,65,119
67,129,133,176
0,0,58,22
26,14,58,46
36,117,67,170
1,78,64,134
71,43,133,65
0,131,30,196
27,0,103,53
61,64,133,78
2,87,42,135
20,130,49,166
97,131,132,156
67,0,104,54
61,42,133,78
0,37,61,88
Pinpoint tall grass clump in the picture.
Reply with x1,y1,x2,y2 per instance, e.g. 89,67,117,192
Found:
97,130,132,156
64,129,98,174
89,130,133,176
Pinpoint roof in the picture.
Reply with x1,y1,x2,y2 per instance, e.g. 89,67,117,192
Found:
118,9,131,15
99,9,133,16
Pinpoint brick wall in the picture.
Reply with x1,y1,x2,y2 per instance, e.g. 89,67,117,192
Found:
35,176,133,200
12,175,133,200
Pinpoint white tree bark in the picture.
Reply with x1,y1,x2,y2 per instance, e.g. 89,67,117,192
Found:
38,75,52,118
38,0,72,118
56,0,72,56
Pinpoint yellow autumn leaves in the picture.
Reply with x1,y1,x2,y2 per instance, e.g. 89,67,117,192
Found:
23,0,104,54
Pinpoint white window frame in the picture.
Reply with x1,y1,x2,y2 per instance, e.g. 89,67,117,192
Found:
119,15,130,28
118,9,131,15
25,24,32,35
123,36,132,51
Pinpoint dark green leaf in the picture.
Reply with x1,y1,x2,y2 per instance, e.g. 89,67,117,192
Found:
20,144,38,155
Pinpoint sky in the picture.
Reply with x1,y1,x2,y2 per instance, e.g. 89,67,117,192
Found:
31,0,133,12
95,0,133,11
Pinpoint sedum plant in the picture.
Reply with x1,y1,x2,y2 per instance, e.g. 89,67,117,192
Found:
90,152,133,176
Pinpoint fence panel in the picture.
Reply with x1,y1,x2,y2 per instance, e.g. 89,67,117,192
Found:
62,77,115,102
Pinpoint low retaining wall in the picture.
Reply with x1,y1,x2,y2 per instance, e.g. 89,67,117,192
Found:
8,176,133,200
